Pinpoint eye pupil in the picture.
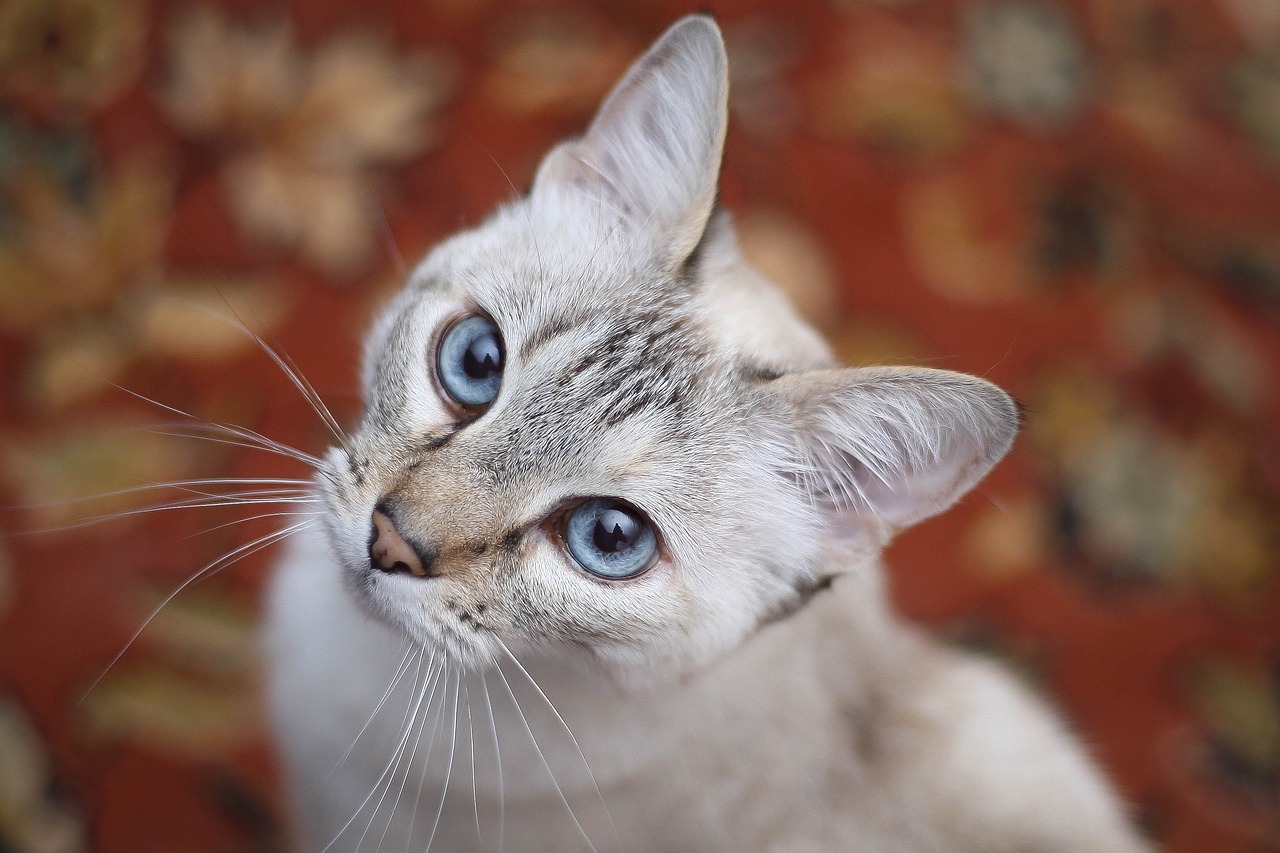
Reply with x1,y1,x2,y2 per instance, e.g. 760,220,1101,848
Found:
593,509,639,553
462,332,502,380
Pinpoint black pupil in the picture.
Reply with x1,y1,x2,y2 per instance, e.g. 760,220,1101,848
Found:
462,329,503,380
593,507,641,553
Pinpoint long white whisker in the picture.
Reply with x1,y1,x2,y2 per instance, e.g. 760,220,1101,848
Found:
37,493,318,535
377,200,409,277
493,659,599,853
13,477,312,510
375,653,447,853
148,427,322,466
497,640,619,849
222,306,350,451
191,292,350,451
477,143,546,289
462,676,480,840
330,642,419,777
328,648,432,853
351,653,431,852
107,382,324,466
480,670,505,853
404,658,452,852
151,484,316,503
80,518,316,703
422,667,461,853
182,509,323,540
149,418,322,465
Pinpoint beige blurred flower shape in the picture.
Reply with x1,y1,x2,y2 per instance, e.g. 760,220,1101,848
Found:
482,11,632,116
161,6,456,277
0,165,171,337
813,19,971,160
997,367,1277,600
0,164,287,411
80,587,264,758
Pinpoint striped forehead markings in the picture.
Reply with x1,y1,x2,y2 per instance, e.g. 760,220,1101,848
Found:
518,307,713,443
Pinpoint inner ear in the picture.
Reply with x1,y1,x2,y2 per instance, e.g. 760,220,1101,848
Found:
532,15,728,269
771,367,1021,536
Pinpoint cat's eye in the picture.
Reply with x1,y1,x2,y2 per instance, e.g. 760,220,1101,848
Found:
437,314,505,408
564,498,658,580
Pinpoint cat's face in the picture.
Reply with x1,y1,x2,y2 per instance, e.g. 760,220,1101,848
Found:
309,17,1019,688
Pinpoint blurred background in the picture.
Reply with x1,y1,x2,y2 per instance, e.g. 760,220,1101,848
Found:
0,0,1278,850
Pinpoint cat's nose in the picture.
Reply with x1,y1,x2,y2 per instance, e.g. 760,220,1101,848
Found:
369,507,435,578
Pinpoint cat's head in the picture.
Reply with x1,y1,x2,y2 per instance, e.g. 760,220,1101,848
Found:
313,16,1019,687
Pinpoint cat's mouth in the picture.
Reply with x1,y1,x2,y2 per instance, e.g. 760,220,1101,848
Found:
357,568,501,666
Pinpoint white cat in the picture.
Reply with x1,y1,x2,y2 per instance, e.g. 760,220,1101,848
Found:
265,16,1149,852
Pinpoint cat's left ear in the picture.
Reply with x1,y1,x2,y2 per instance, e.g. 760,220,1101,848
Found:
533,15,728,269
769,367,1021,537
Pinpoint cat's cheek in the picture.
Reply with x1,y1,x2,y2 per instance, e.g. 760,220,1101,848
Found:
532,556,686,655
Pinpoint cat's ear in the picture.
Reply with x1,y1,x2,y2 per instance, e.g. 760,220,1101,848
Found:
770,367,1020,536
533,15,728,269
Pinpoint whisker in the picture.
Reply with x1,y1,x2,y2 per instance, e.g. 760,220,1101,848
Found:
330,642,419,778
480,670,505,853
12,477,312,511
422,667,461,853
462,676,481,841
107,383,325,467
182,509,323,540
374,654,448,853
349,651,436,853
146,425,322,466
147,483,315,502
498,640,620,851
177,290,350,452
378,199,409,277
214,298,350,451
34,492,318,535
493,659,600,853
148,424,322,467
476,142,546,289
80,518,316,703
329,647,432,853
404,659,452,852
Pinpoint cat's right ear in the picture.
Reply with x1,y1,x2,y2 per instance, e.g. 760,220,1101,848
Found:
768,367,1021,541
532,15,728,270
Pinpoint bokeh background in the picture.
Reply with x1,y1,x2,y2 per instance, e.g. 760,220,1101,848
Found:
1,0,1278,850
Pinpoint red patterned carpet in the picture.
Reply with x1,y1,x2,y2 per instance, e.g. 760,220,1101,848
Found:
1,1,1278,850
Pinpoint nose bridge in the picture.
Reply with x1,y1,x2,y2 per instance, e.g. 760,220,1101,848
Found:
369,443,503,582
387,436,508,546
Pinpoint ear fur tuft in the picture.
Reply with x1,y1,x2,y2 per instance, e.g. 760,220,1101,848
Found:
773,367,1020,537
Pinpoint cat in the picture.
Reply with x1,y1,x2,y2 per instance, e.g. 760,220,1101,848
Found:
264,15,1150,852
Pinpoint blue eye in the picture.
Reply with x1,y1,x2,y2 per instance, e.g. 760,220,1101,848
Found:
564,499,658,580
437,314,504,407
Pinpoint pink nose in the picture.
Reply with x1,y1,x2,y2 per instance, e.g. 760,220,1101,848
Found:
369,509,430,577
